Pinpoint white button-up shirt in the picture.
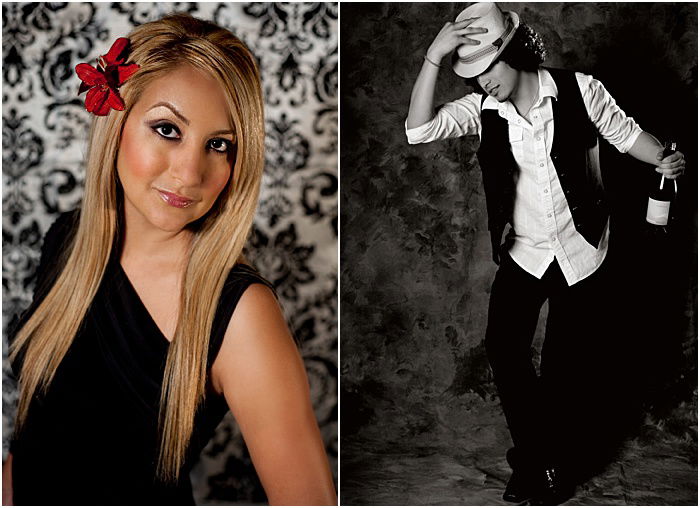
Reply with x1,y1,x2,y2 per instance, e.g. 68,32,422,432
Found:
406,69,642,286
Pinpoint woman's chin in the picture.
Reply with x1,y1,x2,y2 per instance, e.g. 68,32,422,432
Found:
146,210,197,234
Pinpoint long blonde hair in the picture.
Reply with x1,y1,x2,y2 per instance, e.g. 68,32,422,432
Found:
9,13,265,482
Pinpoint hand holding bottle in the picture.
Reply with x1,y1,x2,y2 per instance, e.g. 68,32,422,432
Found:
646,141,680,227
655,144,685,179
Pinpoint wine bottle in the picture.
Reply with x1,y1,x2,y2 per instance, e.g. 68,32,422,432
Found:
645,141,677,227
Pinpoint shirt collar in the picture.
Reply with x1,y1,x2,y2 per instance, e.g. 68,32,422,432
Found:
539,68,558,101
482,68,559,112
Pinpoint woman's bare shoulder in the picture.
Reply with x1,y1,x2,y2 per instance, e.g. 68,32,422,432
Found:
210,282,300,396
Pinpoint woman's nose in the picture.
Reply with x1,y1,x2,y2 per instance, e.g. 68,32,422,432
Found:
170,143,205,187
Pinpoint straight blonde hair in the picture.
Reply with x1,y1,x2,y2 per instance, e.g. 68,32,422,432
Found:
9,13,265,482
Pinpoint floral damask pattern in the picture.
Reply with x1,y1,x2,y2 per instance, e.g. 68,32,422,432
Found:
1,3,337,504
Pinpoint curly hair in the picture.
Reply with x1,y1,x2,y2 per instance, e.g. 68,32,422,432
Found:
499,23,547,70
464,23,547,91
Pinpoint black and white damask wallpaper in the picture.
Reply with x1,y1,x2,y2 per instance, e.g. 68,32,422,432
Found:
2,2,337,503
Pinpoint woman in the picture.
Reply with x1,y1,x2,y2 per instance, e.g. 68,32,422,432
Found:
3,13,336,505
407,2,684,504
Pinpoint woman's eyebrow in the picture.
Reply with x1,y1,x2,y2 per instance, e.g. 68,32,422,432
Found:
210,129,235,137
147,102,233,136
147,101,190,125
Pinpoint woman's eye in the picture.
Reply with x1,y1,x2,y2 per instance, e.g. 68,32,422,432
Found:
153,124,179,139
208,138,231,153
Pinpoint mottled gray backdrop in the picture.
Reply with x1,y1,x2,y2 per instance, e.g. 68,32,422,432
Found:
2,2,337,504
340,3,697,505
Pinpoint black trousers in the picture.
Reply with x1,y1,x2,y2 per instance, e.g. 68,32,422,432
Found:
485,253,616,473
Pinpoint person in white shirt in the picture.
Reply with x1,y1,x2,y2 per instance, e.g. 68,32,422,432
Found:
406,3,685,505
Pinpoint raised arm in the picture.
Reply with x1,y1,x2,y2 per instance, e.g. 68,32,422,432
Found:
407,18,487,129
211,284,336,506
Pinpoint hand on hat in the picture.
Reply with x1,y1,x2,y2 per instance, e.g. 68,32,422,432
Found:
426,18,488,65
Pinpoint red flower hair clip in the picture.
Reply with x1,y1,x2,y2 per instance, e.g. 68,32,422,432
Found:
75,37,140,116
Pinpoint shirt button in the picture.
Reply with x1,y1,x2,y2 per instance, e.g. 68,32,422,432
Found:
544,189,549,194
547,213,552,218
540,163,544,167
536,136,541,141
551,236,556,242
517,119,521,123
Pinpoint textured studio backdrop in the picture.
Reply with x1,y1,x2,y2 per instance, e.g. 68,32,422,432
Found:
340,3,697,505
2,2,337,503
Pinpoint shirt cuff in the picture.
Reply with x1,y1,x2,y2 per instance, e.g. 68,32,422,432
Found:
405,118,434,145
616,124,643,153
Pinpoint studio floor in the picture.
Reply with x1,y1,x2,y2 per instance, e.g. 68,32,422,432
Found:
340,395,697,506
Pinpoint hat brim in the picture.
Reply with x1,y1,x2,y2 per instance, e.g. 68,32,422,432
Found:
452,11,520,78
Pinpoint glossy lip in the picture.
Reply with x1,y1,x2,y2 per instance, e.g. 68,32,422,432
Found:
155,188,197,208
488,85,499,95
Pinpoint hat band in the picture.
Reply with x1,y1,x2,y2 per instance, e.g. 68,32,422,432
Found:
458,18,514,64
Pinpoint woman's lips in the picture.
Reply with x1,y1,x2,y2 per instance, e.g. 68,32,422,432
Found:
156,189,196,208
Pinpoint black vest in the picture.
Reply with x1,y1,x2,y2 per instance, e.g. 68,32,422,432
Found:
476,68,608,260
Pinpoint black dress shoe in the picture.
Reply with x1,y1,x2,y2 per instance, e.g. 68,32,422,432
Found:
503,469,533,503
530,467,574,506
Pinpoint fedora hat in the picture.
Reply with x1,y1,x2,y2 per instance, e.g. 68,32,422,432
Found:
452,2,519,78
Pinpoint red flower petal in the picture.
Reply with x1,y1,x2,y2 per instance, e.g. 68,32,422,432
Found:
85,86,109,115
76,63,106,87
77,38,138,115
106,89,125,111
93,97,112,116
104,37,130,66
116,63,140,85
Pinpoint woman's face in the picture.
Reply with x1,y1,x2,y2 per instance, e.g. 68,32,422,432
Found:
476,60,520,102
116,64,236,234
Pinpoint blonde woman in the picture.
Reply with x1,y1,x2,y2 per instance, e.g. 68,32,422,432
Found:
3,14,336,505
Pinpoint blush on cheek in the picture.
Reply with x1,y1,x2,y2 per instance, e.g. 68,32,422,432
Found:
209,168,232,202
118,123,162,183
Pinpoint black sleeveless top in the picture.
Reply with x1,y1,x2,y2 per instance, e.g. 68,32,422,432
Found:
9,210,271,505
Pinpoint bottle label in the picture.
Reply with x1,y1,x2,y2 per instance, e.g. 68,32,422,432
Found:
646,197,670,225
